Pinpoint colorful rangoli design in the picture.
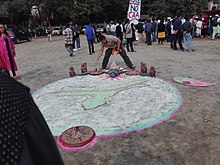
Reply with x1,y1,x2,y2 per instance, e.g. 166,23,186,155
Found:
32,75,182,151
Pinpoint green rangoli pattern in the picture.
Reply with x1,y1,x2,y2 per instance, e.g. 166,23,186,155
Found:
32,75,182,136
47,80,146,110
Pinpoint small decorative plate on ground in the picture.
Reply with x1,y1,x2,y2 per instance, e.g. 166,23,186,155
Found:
125,70,140,76
58,126,96,147
90,70,104,76
173,76,215,87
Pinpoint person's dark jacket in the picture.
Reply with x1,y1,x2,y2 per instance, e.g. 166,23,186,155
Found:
145,22,153,33
173,18,182,32
152,21,157,33
0,72,64,165
157,22,165,32
136,22,144,33
116,24,122,37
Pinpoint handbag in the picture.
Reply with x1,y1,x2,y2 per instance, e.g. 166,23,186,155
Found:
158,32,166,38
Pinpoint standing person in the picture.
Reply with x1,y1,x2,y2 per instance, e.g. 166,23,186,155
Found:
116,20,123,43
85,22,95,55
152,18,157,42
211,14,219,40
69,22,76,49
136,20,144,42
0,72,64,165
63,23,74,56
131,23,136,43
166,17,172,42
201,18,208,39
144,19,153,45
124,19,135,52
170,16,176,49
173,14,183,50
106,22,111,35
75,24,81,49
196,18,203,37
0,23,19,80
190,16,196,38
93,23,98,43
46,26,52,42
182,17,193,52
110,21,116,36
157,20,166,45
96,34,135,70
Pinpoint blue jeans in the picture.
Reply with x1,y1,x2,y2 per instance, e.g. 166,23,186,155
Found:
183,33,192,51
174,32,183,49
75,37,81,49
152,32,157,42
170,34,175,48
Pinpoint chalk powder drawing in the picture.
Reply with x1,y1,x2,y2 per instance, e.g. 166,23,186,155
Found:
32,75,182,137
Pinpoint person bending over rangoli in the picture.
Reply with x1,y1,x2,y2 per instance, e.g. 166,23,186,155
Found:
96,34,135,70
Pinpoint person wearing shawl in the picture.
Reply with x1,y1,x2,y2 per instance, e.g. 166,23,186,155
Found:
0,23,19,80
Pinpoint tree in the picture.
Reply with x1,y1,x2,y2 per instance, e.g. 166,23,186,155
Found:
1,0,210,25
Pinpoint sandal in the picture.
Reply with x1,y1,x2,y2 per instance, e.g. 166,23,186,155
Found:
13,76,21,80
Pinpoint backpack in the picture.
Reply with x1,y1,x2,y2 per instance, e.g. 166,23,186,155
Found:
212,18,218,26
182,22,191,32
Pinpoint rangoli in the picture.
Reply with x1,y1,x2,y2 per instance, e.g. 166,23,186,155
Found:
32,75,182,150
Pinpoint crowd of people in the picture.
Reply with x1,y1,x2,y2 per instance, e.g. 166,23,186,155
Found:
101,14,220,53
61,14,220,69
62,14,220,57
1,11,220,164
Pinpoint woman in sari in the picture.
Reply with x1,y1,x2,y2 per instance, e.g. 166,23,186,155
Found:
0,23,20,80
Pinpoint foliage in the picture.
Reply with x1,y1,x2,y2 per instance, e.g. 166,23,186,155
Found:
1,0,210,25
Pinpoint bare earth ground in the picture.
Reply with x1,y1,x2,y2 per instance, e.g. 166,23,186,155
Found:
15,35,220,165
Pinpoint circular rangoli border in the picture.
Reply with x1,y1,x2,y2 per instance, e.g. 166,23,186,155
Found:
31,75,183,151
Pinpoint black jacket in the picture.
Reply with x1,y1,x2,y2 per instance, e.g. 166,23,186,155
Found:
0,72,64,165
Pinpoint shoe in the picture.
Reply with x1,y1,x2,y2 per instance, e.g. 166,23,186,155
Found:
73,48,78,52
127,50,130,52
92,51,95,53
89,53,92,55
131,65,136,70
100,67,106,71
70,53,73,56
131,50,136,52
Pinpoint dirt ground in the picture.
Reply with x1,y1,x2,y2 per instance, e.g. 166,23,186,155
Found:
16,35,220,165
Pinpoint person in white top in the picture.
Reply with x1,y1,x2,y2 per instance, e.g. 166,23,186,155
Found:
109,21,116,36
196,19,203,37
124,19,135,52
106,22,111,35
